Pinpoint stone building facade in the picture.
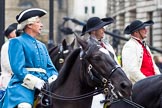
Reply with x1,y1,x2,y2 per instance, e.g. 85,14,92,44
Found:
5,0,109,46
5,0,60,45
5,0,162,55
107,0,162,55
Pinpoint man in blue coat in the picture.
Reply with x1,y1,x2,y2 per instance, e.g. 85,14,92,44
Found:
1,8,58,108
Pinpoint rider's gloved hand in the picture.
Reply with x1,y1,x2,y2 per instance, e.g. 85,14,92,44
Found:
34,79,45,90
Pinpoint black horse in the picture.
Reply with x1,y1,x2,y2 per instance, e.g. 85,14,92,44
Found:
132,75,162,108
108,98,144,108
38,36,132,108
48,39,75,71
108,75,162,108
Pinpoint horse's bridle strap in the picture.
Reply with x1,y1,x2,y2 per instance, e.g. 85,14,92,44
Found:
108,65,120,79
41,88,104,101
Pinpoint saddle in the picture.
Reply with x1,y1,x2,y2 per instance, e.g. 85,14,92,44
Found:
34,83,52,108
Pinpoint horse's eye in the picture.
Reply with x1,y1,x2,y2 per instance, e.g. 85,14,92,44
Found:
93,55,101,61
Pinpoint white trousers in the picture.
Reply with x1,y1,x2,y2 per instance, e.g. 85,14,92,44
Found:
18,103,32,108
91,94,105,108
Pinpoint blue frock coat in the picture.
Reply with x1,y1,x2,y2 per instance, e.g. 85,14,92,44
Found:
1,33,58,108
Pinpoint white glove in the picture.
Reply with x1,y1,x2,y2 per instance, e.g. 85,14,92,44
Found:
34,79,45,90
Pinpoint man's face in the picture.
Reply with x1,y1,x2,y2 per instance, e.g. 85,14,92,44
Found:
30,17,43,35
8,30,16,39
133,27,148,40
138,28,148,39
94,27,105,40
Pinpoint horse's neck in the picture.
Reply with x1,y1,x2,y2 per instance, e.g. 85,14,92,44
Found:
132,75,162,108
52,56,93,108
55,57,92,94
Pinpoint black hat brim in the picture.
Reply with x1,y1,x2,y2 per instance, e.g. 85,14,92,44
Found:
84,17,114,34
124,20,154,34
84,21,109,34
101,17,115,23
4,23,18,37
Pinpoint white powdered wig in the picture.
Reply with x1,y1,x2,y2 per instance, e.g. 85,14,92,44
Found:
17,16,39,30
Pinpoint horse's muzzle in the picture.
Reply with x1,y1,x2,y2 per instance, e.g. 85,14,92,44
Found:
118,80,132,98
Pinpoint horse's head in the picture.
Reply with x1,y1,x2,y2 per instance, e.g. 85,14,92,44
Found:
49,39,75,71
77,36,132,99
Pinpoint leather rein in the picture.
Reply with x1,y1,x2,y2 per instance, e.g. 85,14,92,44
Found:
40,64,120,101
37,63,120,108
38,48,122,107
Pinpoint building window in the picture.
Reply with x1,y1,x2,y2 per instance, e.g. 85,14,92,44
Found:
147,12,153,46
157,0,162,9
85,6,88,14
92,6,95,14
58,0,63,9
18,0,39,9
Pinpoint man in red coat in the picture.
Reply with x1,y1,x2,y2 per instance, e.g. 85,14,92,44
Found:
122,20,160,84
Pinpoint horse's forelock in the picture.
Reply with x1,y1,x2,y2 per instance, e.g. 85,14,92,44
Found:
84,44,99,58
48,45,58,55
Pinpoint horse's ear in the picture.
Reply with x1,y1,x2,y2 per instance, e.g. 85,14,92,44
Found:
76,36,88,50
62,39,67,49
71,39,75,48
62,39,67,46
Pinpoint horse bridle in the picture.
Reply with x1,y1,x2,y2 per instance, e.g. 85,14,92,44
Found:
81,45,122,99
86,61,121,98
81,45,129,104
38,49,120,102
85,61,144,108
39,63,143,108
57,44,70,64
38,47,144,108
38,47,120,106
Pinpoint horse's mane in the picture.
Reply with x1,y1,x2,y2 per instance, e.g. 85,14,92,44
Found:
133,74,162,89
50,48,81,90
48,45,58,55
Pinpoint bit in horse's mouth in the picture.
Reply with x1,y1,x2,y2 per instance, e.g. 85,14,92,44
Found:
117,91,123,98
117,89,132,99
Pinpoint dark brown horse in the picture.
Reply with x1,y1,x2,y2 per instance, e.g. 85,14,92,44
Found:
108,75,162,108
107,97,144,108
48,39,75,71
40,36,132,108
132,75,162,108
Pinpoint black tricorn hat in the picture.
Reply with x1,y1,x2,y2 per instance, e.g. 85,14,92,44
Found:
4,23,18,37
124,20,154,34
81,17,114,36
16,8,47,23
